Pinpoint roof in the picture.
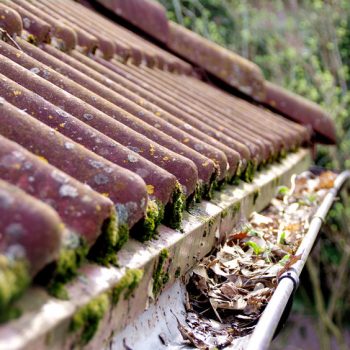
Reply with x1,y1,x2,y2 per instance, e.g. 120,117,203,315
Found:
96,0,336,144
0,0,327,339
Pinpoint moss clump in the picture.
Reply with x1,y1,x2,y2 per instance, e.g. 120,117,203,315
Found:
280,148,287,159
242,159,257,183
221,208,229,218
204,169,221,200
193,177,221,205
70,293,110,345
115,223,129,251
194,182,204,203
88,209,125,266
0,256,30,322
131,200,164,242
175,267,181,278
143,200,165,237
47,235,88,299
235,160,244,179
232,202,241,216
253,189,261,205
111,269,144,305
208,217,215,231
152,249,170,297
229,175,241,186
164,182,185,230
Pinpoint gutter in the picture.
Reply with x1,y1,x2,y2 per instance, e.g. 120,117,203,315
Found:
245,170,350,350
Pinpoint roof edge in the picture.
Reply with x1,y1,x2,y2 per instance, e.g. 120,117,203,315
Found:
264,81,336,144
95,0,169,44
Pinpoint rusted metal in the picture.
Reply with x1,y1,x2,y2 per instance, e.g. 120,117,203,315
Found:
265,81,336,144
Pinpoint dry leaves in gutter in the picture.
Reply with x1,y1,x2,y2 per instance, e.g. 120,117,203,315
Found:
177,170,337,349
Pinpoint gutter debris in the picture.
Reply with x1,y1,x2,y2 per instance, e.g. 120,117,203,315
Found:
178,170,337,349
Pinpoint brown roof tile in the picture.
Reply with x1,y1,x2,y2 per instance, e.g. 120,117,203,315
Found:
17,38,219,186
0,72,177,208
0,133,115,249
2,0,50,44
167,21,266,101
265,81,336,144
0,178,63,276
12,0,77,50
0,40,199,198
41,44,229,181
0,2,22,37
0,178,63,312
0,98,148,229
96,0,169,44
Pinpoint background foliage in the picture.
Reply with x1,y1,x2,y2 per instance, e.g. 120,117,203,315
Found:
158,0,350,347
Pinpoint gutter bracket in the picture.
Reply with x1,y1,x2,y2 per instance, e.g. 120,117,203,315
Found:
273,268,300,339
278,268,300,291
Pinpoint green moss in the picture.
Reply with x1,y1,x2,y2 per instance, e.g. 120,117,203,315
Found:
194,182,204,203
204,179,219,200
27,34,37,45
175,267,181,278
208,217,215,231
70,293,110,345
131,200,164,242
231,202,241,216
242,160,257,183
115,223,129,251
88,209,122,266
48,236,88,299
280,148,287,159
221,208,229,218
0,256,30,321
204,169,221,200
234,160,243,179
163,182,185,230
229,174,241,186
253,189,261,205
152,249,170,297
111,269,144,305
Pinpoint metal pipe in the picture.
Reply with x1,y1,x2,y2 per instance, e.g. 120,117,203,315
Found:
245,170,350,350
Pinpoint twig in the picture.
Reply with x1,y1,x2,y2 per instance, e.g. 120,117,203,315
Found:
307,258,347,350
0,28,22,51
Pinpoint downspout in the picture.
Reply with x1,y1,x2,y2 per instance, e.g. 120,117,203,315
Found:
245,170,350,350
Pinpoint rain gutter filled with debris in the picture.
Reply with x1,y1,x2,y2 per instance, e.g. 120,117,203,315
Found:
110,163,347,350
176,169,345,350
